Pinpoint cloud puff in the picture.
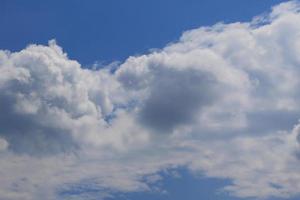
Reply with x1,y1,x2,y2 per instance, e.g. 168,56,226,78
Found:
1,1,300,200
0,40,131,155
0,138,8,151
137,68,220,132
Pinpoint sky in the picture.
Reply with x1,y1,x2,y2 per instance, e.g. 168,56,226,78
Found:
1,0,286,65
2,1,300,200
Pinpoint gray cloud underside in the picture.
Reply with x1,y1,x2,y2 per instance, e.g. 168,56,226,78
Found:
1,1,300,200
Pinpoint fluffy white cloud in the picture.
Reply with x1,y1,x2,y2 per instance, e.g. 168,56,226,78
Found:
0,40,145,155
1,1,300,200
0,138,8,151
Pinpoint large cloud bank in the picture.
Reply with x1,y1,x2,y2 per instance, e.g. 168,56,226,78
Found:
1,1,300,199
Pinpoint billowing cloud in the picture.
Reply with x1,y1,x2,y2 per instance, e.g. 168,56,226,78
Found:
1,1,300,200
0,138,8,151
137,68,220,132
0,40,133,155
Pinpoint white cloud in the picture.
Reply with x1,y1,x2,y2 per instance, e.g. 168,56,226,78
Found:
1,1,300,200
0,138,8,151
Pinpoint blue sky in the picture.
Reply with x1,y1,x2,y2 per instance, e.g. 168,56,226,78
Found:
1,0,285,65
2,1,300,200
116,169,240,200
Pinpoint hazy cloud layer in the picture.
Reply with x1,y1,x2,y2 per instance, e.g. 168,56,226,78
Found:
1,1,300,200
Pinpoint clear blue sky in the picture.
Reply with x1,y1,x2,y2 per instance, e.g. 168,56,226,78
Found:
1,1,296,200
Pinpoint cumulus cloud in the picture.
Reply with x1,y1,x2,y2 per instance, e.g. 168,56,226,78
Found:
0,40,132,155
0,138,8,151
1,1,300,200
137,68,220,132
